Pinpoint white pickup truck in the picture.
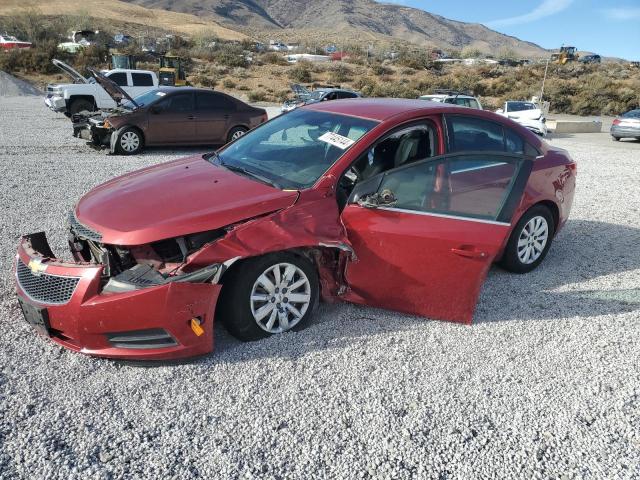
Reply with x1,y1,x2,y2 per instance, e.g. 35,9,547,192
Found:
45,59,159,116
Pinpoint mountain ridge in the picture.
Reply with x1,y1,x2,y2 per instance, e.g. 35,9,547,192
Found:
122,0,547,56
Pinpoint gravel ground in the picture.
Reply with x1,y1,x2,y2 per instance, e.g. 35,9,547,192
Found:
1,97,639,479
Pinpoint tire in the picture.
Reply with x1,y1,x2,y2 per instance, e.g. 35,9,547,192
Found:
612,136,620,141
114,127,143,155
226,126,248,144
500,205,555,274
219,252,319,341
68,98,94,115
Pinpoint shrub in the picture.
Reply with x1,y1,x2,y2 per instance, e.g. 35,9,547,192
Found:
260,52,287,65
248,90,267,102
222,78,236,88
288,62,312,83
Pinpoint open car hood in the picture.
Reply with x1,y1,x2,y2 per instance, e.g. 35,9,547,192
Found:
75,155,299,245
290,83,311,100
88,67,138,107
52,59,88,84
507,108,543,121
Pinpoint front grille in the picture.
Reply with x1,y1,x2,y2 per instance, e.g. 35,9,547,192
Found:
69,211,102,242
106,329,178,349
16,259,80,305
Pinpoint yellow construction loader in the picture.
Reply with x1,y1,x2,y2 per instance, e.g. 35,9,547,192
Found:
551,46,579,65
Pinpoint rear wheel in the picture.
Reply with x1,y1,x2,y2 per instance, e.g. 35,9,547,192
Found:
114,127,143,155
500,205,555,274
219,253,318,341
227,126,248,143
69,98,94,115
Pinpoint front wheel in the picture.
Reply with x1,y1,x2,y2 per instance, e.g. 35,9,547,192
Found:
500,205,555,274
219,253,319,341
227,126,248,143
612,136,620,142
114,127,143,155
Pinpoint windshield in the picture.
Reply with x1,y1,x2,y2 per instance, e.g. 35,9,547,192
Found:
213,109,377,189
309,90,328,100
122,89,167,109
621,109,640,119
507,102,537,112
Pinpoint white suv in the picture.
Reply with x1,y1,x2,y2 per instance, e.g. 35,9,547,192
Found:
45,59,158,116
419,90,483,110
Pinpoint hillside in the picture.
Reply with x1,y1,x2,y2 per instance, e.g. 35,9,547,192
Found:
122,0,547,57
0,0,247,40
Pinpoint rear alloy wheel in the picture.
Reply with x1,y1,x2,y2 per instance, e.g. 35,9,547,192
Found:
219,253,318,341
115,127,143,155
227,126,248,143
500,205,555,273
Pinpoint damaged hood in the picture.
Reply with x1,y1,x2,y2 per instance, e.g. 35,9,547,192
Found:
290,83,311,100
75,156,299,245
52,58,88,84
88,67,138,107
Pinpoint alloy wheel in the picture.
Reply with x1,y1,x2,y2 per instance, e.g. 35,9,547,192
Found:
120,131,140,152
250,262,311,333
517,215,549,264
231,130,246,140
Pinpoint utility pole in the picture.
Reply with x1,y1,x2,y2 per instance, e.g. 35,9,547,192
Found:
539,58,550,103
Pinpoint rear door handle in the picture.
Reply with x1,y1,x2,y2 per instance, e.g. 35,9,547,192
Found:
451,247,487,259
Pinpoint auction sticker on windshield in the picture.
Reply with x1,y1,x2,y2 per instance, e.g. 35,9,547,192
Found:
318,131,355,150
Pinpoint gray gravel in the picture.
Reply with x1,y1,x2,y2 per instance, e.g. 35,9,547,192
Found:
0,72,41,97
1,96,639,479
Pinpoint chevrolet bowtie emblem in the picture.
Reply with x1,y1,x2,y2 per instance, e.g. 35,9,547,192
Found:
28,258,47,275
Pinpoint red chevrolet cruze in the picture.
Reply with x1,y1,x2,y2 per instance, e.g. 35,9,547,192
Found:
15,99,576,361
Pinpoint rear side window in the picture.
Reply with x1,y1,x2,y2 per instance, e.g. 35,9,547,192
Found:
196,92,236,111
132,73,154,87
106,72,128,86
338,91,358,99
446,115,525,154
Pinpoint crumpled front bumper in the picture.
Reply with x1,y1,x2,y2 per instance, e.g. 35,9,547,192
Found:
15,233,220,361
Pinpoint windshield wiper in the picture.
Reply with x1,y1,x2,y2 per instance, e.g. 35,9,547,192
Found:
212,154,281,189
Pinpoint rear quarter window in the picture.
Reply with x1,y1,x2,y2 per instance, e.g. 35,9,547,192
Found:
132,73,154,87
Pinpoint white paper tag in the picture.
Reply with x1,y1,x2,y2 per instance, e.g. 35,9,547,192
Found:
318,131,355,150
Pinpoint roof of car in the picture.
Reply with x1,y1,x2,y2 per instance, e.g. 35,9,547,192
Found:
306,98,476,121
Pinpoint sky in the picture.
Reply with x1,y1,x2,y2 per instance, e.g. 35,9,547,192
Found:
377,0,640,60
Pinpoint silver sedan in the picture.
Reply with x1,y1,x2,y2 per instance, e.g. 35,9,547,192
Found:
611,109,640,141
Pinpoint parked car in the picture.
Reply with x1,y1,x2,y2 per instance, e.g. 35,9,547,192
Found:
281,84,361,112
419,90,483,110
496,101,547,137
0,34,32,50
15,99,576,361
45,59,158,116
579,54,601,64
610,109,640,141
77,68,268,154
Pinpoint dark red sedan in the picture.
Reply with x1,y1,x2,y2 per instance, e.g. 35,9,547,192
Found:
15,99,576,360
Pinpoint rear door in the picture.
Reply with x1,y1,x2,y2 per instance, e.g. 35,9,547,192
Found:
145,92,196,144
194,92,235,144
340,151,532,324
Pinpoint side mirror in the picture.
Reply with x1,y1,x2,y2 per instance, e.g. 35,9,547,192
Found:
315,174,336,197
358,189,397,209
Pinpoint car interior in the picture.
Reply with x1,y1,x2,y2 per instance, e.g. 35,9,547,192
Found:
337,124,437,209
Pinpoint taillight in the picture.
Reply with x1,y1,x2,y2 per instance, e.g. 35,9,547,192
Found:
613,118,621,125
